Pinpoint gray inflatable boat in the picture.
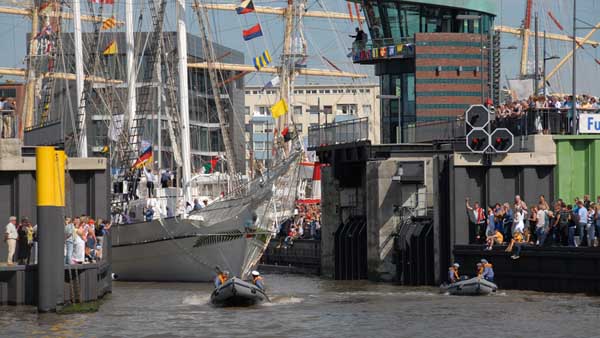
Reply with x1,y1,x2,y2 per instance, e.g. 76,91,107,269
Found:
441,277,498,296
210,277,268,307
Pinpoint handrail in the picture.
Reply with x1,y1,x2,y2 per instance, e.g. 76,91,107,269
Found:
308,117,369,149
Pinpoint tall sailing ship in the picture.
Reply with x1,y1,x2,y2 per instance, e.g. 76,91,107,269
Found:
3,0,364,281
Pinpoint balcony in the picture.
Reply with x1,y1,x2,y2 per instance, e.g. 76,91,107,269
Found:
351,38,415,65
307,117,368,150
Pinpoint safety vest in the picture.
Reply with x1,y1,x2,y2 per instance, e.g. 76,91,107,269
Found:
483,263,493,269
477,266,484,277
218,274,228,284
253,276,263,284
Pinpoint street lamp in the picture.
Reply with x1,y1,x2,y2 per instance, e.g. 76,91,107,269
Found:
457,14,484,104
377,94,402,143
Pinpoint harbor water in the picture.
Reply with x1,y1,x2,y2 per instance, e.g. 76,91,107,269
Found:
1,274,600,338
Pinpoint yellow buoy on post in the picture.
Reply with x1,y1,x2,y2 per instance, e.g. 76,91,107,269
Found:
36,146,66,312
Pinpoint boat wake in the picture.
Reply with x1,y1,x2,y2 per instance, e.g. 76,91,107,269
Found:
262,296,304,306
182,294,211,306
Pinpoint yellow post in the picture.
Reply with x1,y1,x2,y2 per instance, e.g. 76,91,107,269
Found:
36,146,58,206
55,150,66,207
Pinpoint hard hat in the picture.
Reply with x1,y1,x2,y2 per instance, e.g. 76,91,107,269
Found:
251,270,260,277
453,263,459,268
481,259,488,264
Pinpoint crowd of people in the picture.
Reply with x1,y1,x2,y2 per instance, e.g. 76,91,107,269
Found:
276,202,321,248
466,194,600,259
3,215,111,266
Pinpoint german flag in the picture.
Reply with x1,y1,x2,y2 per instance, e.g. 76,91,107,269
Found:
101,16,117,30
132,145,153,169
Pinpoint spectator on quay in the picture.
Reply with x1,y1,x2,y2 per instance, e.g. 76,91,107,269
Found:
284,225,297,248
64,217,74,264
315,218,321,240
502,203,513,243
506,228,525,259
567,204,577,247
539,195,550,214
514,195,528,215
16,218,31,265
4,216,18,265
583,195,592,209
535,204,548,246
72,225,86,264
466,198,486,243
576,200,588,246
555,202,570,246
513,207,525,236
86,219,97,263
586,204,596,247
528,205,538,244
485,229,503,251
485,207,496,240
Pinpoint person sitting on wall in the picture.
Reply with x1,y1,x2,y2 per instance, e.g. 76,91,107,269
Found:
506,229,525,259
448,263,460,284
480,259,494,282
485,228,504,251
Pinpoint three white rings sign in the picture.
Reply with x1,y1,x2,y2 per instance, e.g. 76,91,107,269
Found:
579,114,600,133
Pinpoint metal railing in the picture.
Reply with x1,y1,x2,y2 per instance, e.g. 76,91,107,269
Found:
408,108,600,143
307,117,368,150
0,110,18,139
351,37,415,61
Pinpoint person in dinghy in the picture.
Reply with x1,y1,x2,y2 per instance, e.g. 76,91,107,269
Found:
214,270,230,288
251,270,265,290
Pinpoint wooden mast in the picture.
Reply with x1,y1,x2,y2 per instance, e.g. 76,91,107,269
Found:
23,3,39,129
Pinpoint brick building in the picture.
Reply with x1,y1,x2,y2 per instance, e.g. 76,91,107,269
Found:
349,0,497,143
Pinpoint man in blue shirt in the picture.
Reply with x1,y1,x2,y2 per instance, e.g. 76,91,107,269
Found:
577,201,588,246
481,259,494,282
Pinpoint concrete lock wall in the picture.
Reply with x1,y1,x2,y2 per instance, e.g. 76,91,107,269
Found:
554,136,600,202
365,157,434,281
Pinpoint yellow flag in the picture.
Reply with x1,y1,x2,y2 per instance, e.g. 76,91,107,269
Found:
103,40,118,55
271,99,288,119
102,16,117,30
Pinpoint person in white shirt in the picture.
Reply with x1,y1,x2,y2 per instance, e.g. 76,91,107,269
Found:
4,216,18,265
536,204,548,246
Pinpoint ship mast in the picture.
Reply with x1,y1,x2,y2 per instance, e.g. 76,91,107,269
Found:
176,0,192,203
278,0,295,135
192,0,238,181
73,0,87,157
125,0,137,149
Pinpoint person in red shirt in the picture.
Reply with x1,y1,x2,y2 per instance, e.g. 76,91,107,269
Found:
466,198,486,244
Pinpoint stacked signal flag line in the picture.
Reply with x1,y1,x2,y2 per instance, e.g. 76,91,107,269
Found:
236,0,255,14
261,76,280,91
132,144,153,169
253,50,272,70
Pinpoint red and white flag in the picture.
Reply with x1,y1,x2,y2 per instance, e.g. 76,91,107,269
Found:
91,0,115,4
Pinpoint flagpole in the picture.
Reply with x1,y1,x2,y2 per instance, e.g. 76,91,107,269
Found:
73,0,87,157
176,0,192,205
125,0,137,148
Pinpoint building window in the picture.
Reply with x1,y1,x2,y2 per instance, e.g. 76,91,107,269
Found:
337,104,357,115
293,105,303,115
253,122,266,133
294,123,303,133
244,106,250,116
309,123,319,130
362,105,372,115
324,105,333,115
293,89,304,94
309,105,319,114
254,106,269,116
254,141,266,151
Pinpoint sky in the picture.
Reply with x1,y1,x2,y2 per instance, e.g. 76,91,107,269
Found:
0,0,598,94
